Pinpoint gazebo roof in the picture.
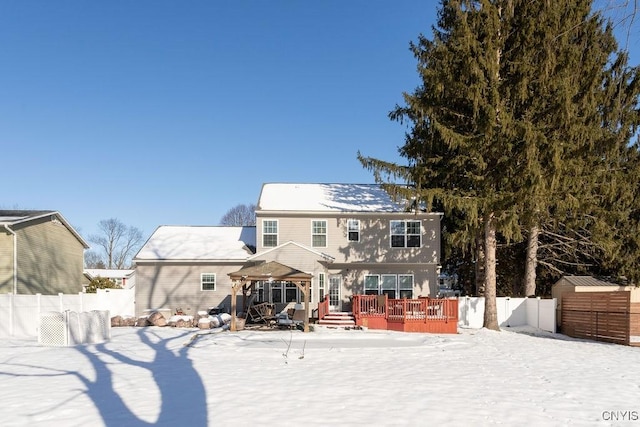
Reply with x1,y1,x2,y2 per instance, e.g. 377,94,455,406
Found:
228,261,312,281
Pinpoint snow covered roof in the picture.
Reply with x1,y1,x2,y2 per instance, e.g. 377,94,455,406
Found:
134,226,256,261
84,269,135,279
257,183,410,212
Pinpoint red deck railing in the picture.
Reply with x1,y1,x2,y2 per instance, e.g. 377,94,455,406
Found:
317,294,330,321
351,295,458,334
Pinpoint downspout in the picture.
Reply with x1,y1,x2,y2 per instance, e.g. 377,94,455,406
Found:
2,224,17,294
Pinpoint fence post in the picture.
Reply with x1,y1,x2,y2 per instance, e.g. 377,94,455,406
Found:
536,297,541,329
9,293,14,337
505,297,510,327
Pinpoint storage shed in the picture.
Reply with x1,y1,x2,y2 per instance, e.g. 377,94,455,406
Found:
552,276,632,327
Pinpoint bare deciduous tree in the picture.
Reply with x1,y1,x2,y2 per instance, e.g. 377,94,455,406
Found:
220,204,256,226
84,250,106,269
89,218,144,269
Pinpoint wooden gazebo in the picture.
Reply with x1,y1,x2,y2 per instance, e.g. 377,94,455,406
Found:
228,261,313,332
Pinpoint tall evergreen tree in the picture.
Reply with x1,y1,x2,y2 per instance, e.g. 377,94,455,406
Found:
359,0,640,328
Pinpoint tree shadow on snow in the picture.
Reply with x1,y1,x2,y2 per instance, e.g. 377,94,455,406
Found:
74,328,208,426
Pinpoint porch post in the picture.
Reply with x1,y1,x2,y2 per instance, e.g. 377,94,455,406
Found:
303,280,310,333
231,281,239,332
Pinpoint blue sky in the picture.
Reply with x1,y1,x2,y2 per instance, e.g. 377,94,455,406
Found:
2,1,638,244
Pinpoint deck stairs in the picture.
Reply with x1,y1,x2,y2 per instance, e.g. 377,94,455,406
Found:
317,311,356,328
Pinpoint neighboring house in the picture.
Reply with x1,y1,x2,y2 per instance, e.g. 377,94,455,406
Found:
133,226,256,317
83,269,136,290
0,210,89,295
132,183,442,317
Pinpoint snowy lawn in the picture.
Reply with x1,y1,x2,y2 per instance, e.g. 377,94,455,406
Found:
0,326,639,426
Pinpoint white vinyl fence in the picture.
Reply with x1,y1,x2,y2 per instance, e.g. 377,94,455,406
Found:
39,310,111,346
0,288,135,338
458,296,556,333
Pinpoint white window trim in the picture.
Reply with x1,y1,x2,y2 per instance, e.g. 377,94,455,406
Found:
201,273,216,291
262,219,279,248
347,219,360,242
390,219,422,248
311,219,328,248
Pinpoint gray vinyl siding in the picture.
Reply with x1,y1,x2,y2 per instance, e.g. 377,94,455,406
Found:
257,212,441,264
0,231,14,293
134,262,246,317
13,217,85,295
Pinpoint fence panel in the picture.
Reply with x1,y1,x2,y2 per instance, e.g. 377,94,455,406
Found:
1,291,134,338
458,296,556,333
562,292,632,345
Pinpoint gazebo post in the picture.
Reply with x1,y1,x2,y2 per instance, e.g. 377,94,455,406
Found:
303,280,310,332
230,281,239,332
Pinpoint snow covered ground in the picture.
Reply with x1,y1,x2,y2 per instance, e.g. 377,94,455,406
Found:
0,325,638,426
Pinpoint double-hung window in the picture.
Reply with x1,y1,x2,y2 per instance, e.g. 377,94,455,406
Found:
201,273,216,291
390,220,421,248
347,219,360,242
364,275,379,295
312,220,327,247
263,220,278,247
399,275,414,299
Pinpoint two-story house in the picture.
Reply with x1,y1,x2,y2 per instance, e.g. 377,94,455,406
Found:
250,183,442,312
133,183,442,318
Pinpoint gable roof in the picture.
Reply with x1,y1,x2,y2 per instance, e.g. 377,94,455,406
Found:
84,269,135,279
0,210,89,248
134,225,256,261
257,183,412,213
228,260,313,281
248,240,335,262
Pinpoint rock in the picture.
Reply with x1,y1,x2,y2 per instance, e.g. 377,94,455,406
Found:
121,316,136,326
111,315,123,327
136,316,150,327
198,318,212,329
148,311,167,327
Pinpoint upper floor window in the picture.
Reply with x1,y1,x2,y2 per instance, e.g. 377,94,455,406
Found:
312,220,327,247
201,273,216,291
263,220,278,247
390,220,421,248
347,219,360,242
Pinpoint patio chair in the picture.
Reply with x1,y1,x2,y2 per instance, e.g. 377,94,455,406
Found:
247,302,276,325
276,304,306,329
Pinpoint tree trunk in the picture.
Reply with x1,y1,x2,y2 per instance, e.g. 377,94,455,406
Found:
523,225,539,297
474,232,486,296
483,214,500,331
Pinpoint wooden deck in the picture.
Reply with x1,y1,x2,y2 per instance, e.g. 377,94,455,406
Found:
347,295,458,334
